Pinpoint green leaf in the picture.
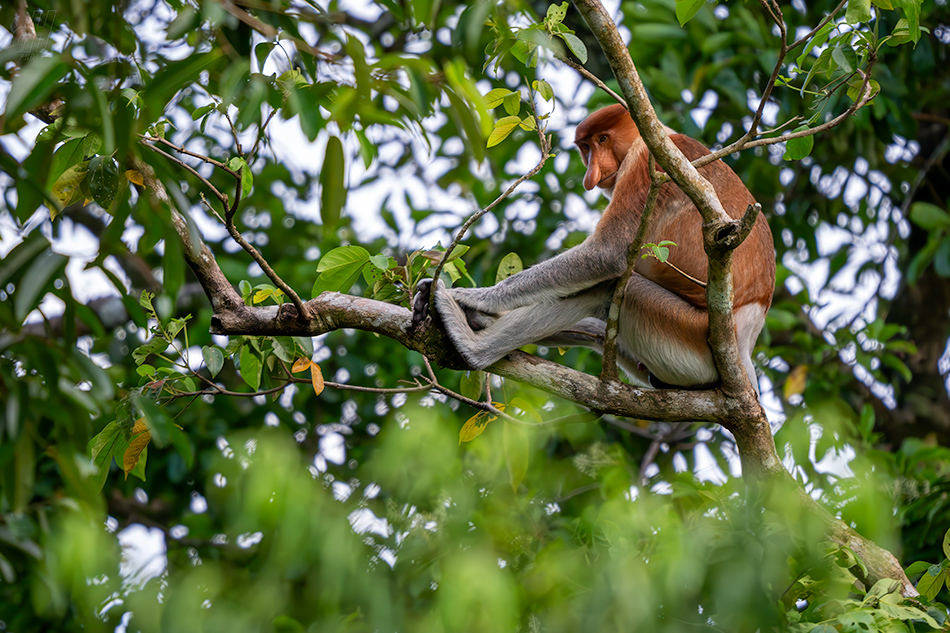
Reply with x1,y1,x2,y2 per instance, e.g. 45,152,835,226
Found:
845,0,872,24
487,116,522,148
14,250,67,324
192,103,216,120
502,91,521,116
519,116,537,131
86,155,119,208
239,345,263,391
909,202,950,230
202,346,225,378
132,337,170,365
675,0,706,26
5,56,70,124
783,127,814,160
369,254,394,270
917,565,947,600
905,560,934,579
880,353,912,382
47,138,86,189
90,421,121,491
546,2,568,25
559,32,588,64
831,45,858,73
504,421,530,492
443,244,469,263
935,237,950,278
495,253,524,283
355,128,376,167
483,88,514,109
320,136,347,229
228,156,253,200
942,528,950,561
313,245,370,297
895,0,921,42
142,51,224,123
445,87,486,162
533,79,554,101
460,371,485,400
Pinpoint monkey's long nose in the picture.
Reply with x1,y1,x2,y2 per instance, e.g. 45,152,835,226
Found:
583,165,600,190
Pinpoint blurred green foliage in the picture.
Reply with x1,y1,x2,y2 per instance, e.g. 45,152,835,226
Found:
0,0,949,631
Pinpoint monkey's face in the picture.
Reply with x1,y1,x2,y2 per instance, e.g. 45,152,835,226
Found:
576,132,621,193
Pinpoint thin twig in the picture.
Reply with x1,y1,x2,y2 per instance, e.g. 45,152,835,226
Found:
559,54,625,106
425,98,553,317
140,142,230,206
142,134,310,320
660,259,707,288
142,135,239,178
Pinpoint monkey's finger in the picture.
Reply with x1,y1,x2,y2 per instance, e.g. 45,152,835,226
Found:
412,279,434,324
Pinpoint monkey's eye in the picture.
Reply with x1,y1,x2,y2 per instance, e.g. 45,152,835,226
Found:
598,134,609,143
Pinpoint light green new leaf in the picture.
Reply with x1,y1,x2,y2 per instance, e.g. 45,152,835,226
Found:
675,0,706,26
495,253,524,283
546,1,568,24
228,156,253,200
313,245,370,297
487,116,522,147
503,91,521,116
484,88,514,109
533,79,554,101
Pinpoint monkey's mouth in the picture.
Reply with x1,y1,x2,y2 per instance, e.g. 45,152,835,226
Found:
597,172,618,189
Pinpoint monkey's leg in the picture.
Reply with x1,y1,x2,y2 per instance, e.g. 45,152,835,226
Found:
433,282,611,370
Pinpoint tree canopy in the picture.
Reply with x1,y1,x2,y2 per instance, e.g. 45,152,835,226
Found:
1,0,950,631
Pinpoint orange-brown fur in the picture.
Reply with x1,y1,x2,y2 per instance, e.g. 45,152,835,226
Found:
415,104,775,390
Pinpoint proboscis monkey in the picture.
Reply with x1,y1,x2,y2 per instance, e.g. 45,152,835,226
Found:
413,104,775,390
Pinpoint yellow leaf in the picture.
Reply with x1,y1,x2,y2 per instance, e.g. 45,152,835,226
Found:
132,417,149,434
124,169,145,186
310,363,325,396
291,357,312,373
124,427,151,479
252,289,272,304
460,412,491,444
458,403,505,444
784,365,809,400
51,164,85,207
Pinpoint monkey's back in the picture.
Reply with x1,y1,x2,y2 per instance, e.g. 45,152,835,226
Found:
599,134,775,312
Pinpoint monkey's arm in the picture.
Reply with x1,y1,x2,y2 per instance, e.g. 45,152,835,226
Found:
430,282,613,369
447,236,625,315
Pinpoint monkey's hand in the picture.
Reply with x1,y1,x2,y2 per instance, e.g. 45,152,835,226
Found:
412,280,498,331
411,279,436,325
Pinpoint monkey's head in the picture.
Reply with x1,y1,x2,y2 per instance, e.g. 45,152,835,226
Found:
574,104,639,197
